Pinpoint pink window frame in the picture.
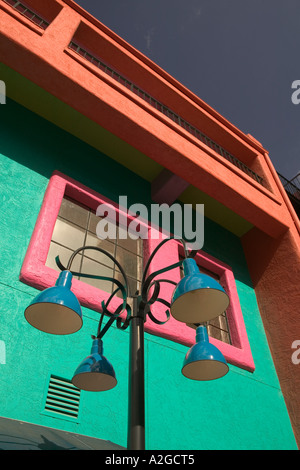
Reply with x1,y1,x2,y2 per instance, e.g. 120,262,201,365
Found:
20,171,255,372
145,235,255,372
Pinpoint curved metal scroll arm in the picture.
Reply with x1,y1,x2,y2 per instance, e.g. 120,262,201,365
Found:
139,237,197,326
55,245,132,338
55,238,198,337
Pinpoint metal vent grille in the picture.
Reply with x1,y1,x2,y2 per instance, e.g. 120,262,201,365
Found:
45,375,81,419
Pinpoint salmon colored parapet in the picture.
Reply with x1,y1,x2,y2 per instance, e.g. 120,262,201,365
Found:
0,0,292,239
61,0,267,155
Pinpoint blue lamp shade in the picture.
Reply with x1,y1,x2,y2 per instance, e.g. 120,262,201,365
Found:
24,271,83,335
72,338,117,392
182,325,229,381
170,258,229,324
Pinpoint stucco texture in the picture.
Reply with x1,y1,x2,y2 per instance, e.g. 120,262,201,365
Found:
0,99,297,449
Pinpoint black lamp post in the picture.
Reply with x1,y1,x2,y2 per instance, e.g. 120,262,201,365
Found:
24,238,230,450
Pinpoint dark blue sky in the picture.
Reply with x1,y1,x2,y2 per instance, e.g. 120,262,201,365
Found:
75,0,300,180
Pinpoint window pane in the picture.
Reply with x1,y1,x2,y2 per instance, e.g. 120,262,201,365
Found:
115,245,142,280
117,228,143,255
58,198,89,229
207,324,231,344
88,211,118,239
51,217,86,250
47,196,143,299
85,232,115,268
46,241,82,276
209,313,228,330
88,212,100,234
80,257,114,293
114,271,141,298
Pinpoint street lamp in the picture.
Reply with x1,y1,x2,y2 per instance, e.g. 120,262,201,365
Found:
24,238,229,450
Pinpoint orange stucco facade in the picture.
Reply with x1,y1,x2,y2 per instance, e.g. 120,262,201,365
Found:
0,0,299,446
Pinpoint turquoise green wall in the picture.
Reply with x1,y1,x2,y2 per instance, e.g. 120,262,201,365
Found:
0,99,297,449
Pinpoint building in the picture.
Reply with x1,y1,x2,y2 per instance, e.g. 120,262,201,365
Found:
278,172,300,219
0,0,299,450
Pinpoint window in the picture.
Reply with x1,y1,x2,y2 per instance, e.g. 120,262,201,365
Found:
2,0,62,31
143,236,255,372
20,171,146,319
3,0,49,29
46,196,143,299
20,171,254,372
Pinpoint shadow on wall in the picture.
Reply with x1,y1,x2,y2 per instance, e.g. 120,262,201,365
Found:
0,416,125,450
